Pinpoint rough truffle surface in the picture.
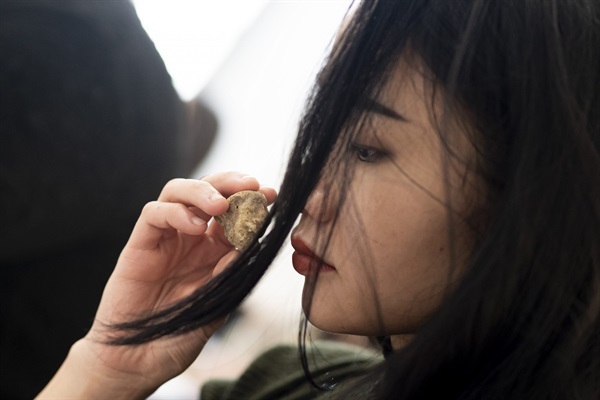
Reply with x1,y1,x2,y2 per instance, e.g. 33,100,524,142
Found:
215,190,268,251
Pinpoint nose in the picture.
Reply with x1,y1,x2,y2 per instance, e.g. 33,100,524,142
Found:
303,180,336,223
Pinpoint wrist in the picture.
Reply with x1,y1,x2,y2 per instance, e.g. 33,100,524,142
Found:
37,339,157,400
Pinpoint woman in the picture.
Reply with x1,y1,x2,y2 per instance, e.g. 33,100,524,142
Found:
38,0,600,398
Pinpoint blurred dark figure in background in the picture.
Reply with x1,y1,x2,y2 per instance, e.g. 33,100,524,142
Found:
0,1,217,398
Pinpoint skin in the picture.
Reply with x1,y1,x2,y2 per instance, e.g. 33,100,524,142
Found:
36,61,478,400
291,59,478,347
37,172,277,399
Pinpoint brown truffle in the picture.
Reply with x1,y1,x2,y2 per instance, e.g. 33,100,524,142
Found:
215,190,268,251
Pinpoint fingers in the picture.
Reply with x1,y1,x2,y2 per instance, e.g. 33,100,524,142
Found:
160,172,258,201
165,172,277,201
202,172,277,204
127,201,208,249
142,202,207,233
204,173,277,204
158,178,229,220
202,172,260,197
158,173,277,220
128,172,277,249
259,186,278,205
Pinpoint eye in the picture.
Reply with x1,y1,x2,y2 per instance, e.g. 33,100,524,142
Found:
349,142,386,163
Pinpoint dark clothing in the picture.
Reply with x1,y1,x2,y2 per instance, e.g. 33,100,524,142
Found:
201,342,381,400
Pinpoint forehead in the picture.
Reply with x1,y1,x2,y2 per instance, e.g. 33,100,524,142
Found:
368,55,478,169
374,55,472,141
376,57,434,119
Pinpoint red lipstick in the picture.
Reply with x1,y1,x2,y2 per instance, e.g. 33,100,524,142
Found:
291,237,336,276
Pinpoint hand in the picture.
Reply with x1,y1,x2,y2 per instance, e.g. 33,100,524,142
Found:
40,173,277,398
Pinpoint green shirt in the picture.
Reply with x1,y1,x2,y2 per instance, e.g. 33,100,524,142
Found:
201,341,382,399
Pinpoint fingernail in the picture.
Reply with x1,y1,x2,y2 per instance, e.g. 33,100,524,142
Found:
192,217,206,226
210,192,225,202
242,175,257,181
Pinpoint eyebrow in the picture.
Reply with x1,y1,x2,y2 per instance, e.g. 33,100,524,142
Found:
361,97,409,122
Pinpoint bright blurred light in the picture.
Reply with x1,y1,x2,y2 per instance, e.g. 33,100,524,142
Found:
131,0,267,100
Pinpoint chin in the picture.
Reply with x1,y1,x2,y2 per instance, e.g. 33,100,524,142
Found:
304,306,340,332
305,312,372,336
306,305,422,337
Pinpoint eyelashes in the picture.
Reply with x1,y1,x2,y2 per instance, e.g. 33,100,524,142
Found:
349,142,388,163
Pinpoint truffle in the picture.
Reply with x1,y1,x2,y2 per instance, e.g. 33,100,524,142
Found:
215,190,268,251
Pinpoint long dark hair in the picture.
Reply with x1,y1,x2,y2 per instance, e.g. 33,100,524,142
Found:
111,0,600,398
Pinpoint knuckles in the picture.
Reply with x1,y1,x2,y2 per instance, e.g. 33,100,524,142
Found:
141,201,160,216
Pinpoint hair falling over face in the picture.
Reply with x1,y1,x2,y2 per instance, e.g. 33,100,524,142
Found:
110,0,600,398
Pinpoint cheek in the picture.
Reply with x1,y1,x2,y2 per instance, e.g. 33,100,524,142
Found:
342,181,455,333
306,162,473,335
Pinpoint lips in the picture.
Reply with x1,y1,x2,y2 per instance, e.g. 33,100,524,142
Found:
291,236,336,276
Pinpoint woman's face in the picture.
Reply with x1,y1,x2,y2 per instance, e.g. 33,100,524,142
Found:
291,59,478,337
